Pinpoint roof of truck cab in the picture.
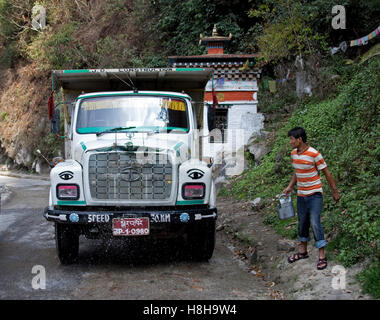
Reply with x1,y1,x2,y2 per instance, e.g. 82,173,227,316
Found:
51,68,213,92
76,91,192,100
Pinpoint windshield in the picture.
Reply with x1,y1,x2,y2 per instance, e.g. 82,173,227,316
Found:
76,95,189,134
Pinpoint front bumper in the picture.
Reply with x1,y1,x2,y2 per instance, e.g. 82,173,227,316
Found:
44,206,217,225
44,206,217,239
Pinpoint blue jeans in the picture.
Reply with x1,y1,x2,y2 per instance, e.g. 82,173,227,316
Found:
297,192,327,249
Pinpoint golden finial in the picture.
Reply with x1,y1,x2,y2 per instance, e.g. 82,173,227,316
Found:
212,24,218,37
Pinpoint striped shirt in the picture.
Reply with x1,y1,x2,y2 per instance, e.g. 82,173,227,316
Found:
291,146,327,197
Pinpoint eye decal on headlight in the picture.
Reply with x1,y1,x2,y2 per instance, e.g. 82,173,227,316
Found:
187,169,204,180
59,171,74,180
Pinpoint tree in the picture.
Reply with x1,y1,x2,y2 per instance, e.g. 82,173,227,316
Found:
248,0,380,63
248,0,327,63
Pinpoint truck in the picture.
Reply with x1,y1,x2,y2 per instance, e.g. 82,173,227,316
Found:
43,68,218,264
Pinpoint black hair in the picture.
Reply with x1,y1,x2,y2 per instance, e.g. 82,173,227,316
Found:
288,127,307,143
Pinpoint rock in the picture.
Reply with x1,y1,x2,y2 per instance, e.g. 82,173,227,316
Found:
35,161,41,174
259,131,270,140
0,184,13,207
250,197,262,209
247,142,268,163
330,74,341,81
216,224,224,232
249,248,259,264
258,254,268,263
273,275,282,284
32,159,37,171
277,239,296,252
36,159,50,175
214,175,229,186
15,146,32,166
0,152,7,164
245,130,271,164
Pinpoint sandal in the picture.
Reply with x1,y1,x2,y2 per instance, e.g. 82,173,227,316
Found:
288,251,309,263
317,257,328,270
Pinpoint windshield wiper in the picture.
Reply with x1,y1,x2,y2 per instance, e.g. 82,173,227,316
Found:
96,126,186,136
96,126,136,136
151,127,187,133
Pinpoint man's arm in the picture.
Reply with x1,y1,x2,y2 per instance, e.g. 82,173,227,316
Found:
321,167,340,203
283,172,297,195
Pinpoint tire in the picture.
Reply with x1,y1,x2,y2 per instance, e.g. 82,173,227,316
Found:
55,223,79,265
188,220,216,261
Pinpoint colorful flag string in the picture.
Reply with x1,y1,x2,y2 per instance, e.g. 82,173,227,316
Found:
350,25,380,47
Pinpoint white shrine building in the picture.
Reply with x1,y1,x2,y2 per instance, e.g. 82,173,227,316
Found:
168,25,264,164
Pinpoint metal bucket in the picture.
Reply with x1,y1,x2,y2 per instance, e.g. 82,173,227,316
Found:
277,194,295,220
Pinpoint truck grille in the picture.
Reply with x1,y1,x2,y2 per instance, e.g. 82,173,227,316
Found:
88,152,173,201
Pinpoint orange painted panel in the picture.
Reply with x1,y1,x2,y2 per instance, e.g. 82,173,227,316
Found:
207,48,224,55
205,91,256,102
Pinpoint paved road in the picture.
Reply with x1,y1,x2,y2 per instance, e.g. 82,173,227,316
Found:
0,175,270,300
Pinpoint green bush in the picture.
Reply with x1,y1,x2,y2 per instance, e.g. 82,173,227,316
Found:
36,133,64,161
27,21,86,70
0,0,20,39
0,111,8,122
230,57,380,268
357,262,380,299
0,41,17,68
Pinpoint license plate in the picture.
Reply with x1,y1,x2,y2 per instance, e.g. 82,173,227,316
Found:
112,217,150,236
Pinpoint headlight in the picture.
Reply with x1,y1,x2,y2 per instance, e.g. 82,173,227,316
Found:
57,184,80,200
182,183,205,199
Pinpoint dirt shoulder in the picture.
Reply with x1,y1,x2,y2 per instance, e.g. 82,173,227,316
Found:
216,196,372,300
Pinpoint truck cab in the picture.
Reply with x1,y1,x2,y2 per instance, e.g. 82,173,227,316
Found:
44,68,217,264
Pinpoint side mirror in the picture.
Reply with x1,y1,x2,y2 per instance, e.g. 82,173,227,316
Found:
207,106,216,131
50,108,60,134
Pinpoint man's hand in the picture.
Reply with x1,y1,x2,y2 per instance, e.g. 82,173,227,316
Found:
283,173,297,196
282,186,293,196
333,189,340,203
321,167,340,204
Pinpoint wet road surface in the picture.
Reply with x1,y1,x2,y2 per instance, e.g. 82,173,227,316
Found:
0,175,270,300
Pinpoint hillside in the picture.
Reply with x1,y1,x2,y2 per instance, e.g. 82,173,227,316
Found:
220,56,380,297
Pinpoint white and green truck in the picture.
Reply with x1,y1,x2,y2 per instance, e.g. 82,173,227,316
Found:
43,68,217,264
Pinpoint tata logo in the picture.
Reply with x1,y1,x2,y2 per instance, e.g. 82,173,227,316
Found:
125,142,134,150
59,171,74,180
120,167,141,182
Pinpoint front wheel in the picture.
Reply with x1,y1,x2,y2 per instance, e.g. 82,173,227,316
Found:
55,223,79,265
188,220,216,261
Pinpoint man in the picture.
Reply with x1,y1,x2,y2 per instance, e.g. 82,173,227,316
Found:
283,127,340,270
